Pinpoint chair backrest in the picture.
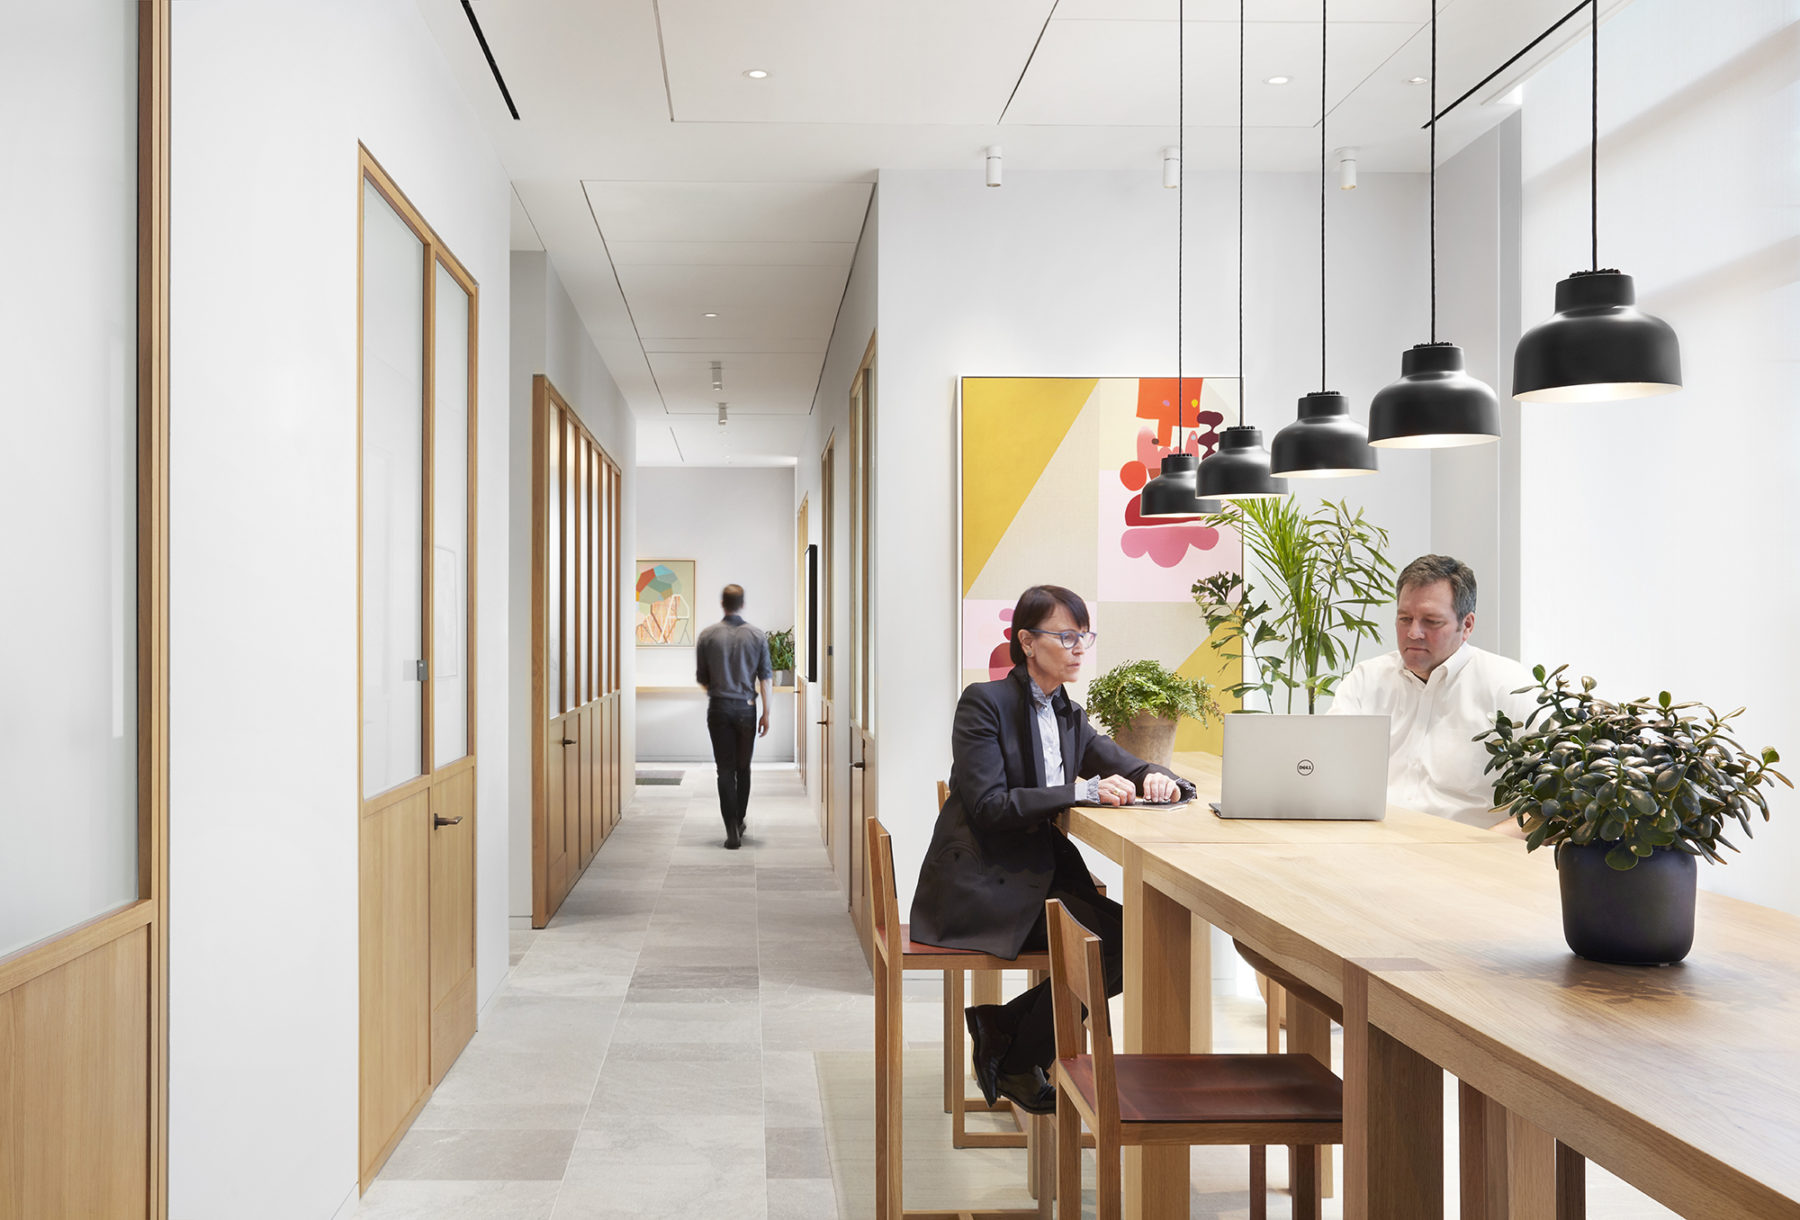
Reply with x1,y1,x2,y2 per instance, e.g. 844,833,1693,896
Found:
864,816,901,970
1046,899,1119,1131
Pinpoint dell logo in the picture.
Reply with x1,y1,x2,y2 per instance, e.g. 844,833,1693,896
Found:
1296,758,1315,777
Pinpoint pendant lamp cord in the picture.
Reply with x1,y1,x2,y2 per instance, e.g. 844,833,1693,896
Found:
1237,0,1246,427
1177,0,1185,453
1319,0,1328,392
1429,0,1437,341
1590,0,1598,270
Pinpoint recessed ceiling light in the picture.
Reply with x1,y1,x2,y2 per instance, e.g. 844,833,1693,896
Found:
1406,75,1429,85
1265,75,1291,86
702,312,718,318
743,69,769,80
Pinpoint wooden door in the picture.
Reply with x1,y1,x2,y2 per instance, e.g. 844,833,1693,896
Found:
357,151,479,1185
795,496,809,792
428,763,476,1082
819,436,837,854
532,376,623,926
847,347,877,961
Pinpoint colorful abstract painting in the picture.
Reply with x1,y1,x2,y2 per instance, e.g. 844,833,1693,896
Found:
959,377,1243,753
634,558,695,647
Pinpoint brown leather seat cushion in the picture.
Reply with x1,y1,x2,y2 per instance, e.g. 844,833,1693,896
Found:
899,925,1049,967
1060,1053,1342,1124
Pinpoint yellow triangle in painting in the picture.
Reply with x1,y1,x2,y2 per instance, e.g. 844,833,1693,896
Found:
961,377,1098,597
1174,625,1243,757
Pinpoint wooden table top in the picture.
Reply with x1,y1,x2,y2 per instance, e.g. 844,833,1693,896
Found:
1133,835,1800,1216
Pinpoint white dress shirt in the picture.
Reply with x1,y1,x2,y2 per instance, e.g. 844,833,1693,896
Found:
1329,643,1536,826
1028,683,1100,802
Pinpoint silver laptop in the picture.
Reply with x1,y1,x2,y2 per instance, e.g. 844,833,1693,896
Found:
1216,714,1391,820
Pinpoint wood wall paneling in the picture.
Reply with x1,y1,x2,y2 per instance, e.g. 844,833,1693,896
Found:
358,789,432,1182
428,763,477,1084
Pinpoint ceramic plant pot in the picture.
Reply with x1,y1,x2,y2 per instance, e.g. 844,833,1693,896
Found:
1556,841,1697,965
1111,712,1178,770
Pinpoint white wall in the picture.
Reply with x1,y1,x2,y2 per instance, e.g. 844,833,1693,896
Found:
798,189,879,902
872,168,1435,916
1432,115,1525,657
1516,0,1800,913
507,251,639,923
170,3,510,1216
635,466,798,763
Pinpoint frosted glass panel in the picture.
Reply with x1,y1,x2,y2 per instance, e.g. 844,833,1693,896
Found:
361,179,425,798
432,264,470,767
563,418,577,707
0,0,138,957
546,407,561,716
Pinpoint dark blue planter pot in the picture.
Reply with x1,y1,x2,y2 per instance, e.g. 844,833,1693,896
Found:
1556,842,1697,965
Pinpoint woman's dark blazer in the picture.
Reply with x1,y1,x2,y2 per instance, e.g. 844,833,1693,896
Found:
908,664,1191,959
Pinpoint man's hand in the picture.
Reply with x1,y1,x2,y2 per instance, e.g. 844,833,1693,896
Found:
1141,772,1180,803
758,713,770,738
1095,775,1136,806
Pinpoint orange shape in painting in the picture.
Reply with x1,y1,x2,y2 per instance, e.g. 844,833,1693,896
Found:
1136,377,1207,448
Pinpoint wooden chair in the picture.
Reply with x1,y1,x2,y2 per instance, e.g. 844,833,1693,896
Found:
1047,900,1343,1220
868,816,1052,1219
1237,939,1342,1199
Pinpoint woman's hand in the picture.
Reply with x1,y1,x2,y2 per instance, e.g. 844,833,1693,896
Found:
1095,775,1136,806
1141,772,1180,803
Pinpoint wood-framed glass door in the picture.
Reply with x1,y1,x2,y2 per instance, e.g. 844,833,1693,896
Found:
356,146,479,1188
847,336,877,961
818,435,837,856
531,375,623,927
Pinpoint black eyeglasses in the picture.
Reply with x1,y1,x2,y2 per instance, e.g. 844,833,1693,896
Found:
1026,628,1098,651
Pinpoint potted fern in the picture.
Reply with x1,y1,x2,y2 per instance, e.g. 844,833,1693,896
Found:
768,627,796,687
1191,498,1393,714
1477,664,1790,964
1086,659,1219,768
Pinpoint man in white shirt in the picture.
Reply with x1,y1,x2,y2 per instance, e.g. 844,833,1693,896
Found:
1329,555,1535,828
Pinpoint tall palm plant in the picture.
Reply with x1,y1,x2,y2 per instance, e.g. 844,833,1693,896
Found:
1192,499,1393,714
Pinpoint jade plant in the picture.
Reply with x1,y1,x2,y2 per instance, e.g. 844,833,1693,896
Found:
1086,659,1219,738
1476,664,1790,870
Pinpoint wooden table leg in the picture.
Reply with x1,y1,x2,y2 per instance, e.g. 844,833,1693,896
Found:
1555,1142,1586,1220
1123,854,1192,1220
1344,963,1443,1220
1504,1109,1558,1219
1459,1082,1509,1220
1288,998,1335,1199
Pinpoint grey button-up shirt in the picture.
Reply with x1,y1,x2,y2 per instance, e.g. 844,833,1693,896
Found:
1027,681,1100,803
695,614,772,706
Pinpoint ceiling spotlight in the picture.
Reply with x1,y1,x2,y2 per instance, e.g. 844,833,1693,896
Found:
717,403,728,427
985,145,1003,188
1265,75,1291,86
702,312,718,319
1406,75,1429,85
1336,147,1358,191
709,360,723,392
743,69,769,79
1162,146,1181,189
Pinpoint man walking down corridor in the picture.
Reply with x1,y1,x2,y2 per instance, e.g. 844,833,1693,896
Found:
695,583,772,849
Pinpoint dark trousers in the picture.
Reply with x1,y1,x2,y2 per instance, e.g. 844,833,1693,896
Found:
706,699,757,829
996,877,1124,1073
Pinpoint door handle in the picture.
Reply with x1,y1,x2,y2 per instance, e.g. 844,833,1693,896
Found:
852,761,866,770
433,815,463,828
816,720,830,725
562,737,577,746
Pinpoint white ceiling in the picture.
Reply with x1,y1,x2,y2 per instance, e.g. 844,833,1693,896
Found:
417,0,1632,466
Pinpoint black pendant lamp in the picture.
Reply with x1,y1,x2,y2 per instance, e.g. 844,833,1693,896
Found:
1197,0,1288,502
1369,0,1500,447
1141,0,1223,519
1512,0,1680,402
1270,0,1376,479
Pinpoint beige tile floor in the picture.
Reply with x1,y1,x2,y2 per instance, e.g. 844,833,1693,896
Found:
343,765,1677,1220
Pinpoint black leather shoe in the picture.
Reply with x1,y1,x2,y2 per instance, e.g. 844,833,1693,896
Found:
724,824,742,850
995,1065,1056,1116
964,1004,1012,1108
735,817,747,840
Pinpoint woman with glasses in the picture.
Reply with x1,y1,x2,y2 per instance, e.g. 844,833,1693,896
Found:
909,584,1194,1114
